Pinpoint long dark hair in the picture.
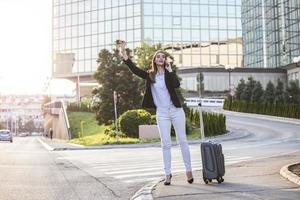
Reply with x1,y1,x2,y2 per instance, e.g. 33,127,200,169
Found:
148,50,166,83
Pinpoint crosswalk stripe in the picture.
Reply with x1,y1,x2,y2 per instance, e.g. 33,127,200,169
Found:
91,159,200,168
86,155,252,183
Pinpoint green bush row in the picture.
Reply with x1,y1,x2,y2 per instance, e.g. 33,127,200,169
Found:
187,108,227,137
224,99,300,119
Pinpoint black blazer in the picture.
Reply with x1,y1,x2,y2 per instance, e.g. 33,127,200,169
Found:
124,58,182,109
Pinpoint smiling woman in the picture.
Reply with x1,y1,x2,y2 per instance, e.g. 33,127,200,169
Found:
0,0,53,95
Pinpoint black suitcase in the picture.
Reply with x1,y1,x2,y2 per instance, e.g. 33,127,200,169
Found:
201,141,225,184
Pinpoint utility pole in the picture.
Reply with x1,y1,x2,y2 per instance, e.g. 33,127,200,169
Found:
197,73,205,141
113,91,119,141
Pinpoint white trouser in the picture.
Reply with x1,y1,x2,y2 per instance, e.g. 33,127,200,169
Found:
156,106,192,176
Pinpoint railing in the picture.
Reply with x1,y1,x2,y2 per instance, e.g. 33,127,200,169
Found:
61,101,71,140
43,100,71,140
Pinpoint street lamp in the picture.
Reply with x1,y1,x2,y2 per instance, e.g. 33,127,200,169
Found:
197,70,205,141
292,56,300,88
225,65,236,99
293,56,300,67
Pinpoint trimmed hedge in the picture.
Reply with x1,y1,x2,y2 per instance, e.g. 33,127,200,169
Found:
224,99,300,119
187,108,227,137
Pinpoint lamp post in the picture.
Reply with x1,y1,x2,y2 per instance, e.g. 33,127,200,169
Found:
197,72,205,141
292,56,300,88
225,65,236,100
293,56,300,67
77,71,81,108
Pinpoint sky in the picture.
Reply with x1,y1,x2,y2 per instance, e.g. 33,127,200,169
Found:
0,0,74,95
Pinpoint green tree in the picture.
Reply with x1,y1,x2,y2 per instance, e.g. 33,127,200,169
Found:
264,81,275,104
252,81,264,103
235,79,246,100
134,42,162,70
286,80,300,104
92,49,142,124
24,120,35,132
241,77,256,102
274,79,286,104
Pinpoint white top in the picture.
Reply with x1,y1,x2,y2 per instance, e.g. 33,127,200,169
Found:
150,73,173,109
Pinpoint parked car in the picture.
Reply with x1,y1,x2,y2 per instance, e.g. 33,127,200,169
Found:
19,132,30,137
0,129,13,143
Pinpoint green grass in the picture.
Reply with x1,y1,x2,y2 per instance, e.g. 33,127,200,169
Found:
170,128,201,141
69,134,140,146
68,112,107,138
187,128,202,140
68,111,160,146
69,133,161,146
67,111,202,146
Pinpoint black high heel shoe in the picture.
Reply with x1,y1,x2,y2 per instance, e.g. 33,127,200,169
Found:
186,171,194,184
164,174,172,185
187,178,194,184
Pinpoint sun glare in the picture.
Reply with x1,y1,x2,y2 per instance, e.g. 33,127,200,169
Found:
0,0,69,95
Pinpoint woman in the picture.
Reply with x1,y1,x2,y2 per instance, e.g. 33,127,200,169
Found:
117,42,193,185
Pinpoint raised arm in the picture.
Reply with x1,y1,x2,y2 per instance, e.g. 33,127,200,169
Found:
117,41,147,79
123,58,148,79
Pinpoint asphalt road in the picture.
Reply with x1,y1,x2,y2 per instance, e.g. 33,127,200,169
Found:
1,111,299,200
0,137,119,200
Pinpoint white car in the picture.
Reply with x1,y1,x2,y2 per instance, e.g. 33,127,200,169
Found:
0,129,13,143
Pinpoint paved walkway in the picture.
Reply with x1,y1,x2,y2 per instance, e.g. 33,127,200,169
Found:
152,151,300,200
38,136,300,200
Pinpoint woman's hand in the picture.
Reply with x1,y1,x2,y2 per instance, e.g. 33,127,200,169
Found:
116,41,128,60
165,59,173,72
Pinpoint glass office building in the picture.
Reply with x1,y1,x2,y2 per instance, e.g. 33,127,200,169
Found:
52,0,243,76
242,0,300,68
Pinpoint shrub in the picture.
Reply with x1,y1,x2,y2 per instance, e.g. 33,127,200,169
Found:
151,115,157,124
104,127,126,138
119,109,152,138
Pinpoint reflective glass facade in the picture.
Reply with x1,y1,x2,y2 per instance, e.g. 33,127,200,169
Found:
143,0,243,68
52,0,243,75
242,0,300,68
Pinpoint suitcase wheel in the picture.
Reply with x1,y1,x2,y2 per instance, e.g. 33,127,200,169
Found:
203,178,209,184
217,177,224,184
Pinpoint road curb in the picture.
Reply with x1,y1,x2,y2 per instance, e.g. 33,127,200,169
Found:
37,138,54,151
223,110,300,125
130,178,163,200
280,163,300,186
36,131,247,151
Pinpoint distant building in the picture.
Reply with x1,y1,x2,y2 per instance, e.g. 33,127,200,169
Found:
242,0,300,68
52,0,243,94
0,95,44,132
52,0,299,96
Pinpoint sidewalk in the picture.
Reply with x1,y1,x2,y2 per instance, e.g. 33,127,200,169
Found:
38,137,300,199
151,151,300,200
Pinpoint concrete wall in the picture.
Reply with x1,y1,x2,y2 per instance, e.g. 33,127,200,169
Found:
43,103,70,140
139,125,160,139
179,68,287,92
